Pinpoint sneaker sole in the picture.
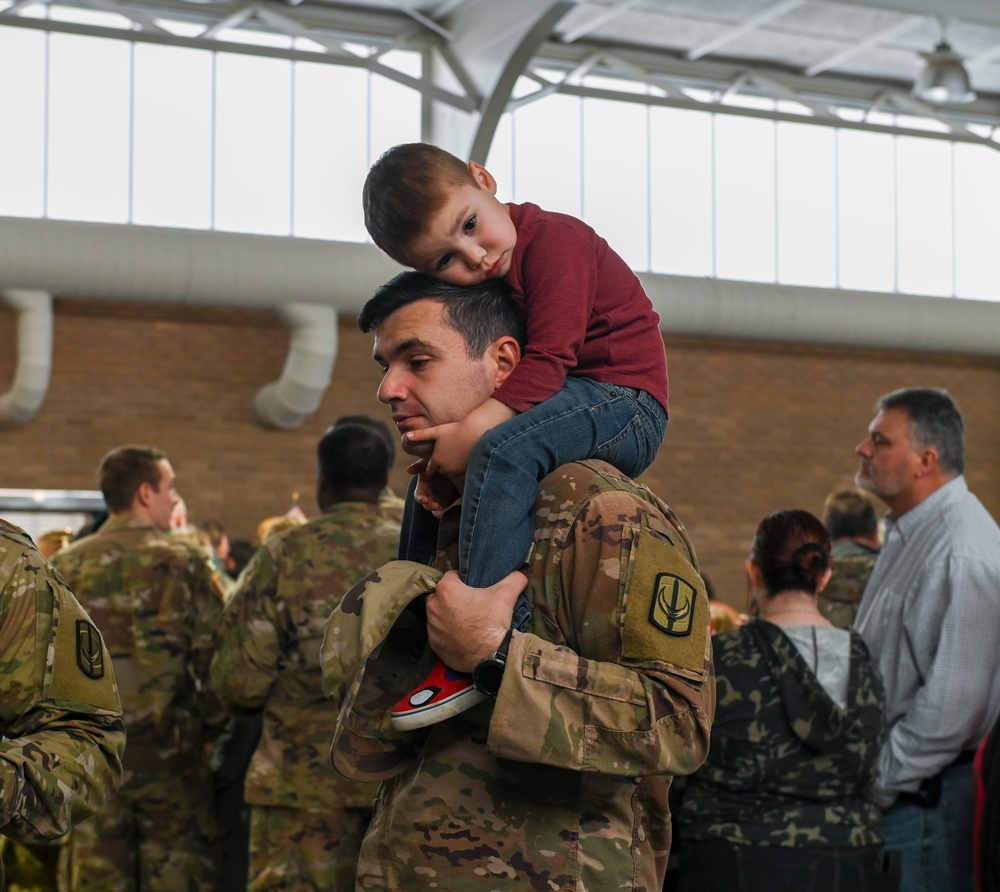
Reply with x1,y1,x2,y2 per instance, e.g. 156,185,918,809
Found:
390,687,489,731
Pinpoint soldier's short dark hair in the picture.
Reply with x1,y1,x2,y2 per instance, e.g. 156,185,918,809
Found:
317,423,389,497
333,414,396,467
750,509,831,597
98,445,168,513
877,387,964,476
358,272,526,359
363,143,479,266
822,488,878,541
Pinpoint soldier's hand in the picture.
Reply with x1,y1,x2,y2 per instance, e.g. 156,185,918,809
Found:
425,569,527,672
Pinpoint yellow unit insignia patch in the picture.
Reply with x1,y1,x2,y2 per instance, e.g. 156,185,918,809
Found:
620,524,710,676
650,573,698,637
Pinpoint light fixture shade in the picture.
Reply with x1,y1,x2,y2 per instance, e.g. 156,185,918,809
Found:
913,40,976,104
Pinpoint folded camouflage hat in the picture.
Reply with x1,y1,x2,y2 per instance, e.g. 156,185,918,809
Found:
321,560,440,782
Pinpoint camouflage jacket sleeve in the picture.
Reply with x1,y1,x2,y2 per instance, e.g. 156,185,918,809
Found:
486,464,715,777
184,543,230,740
0,524,125,842
324,462,714,783
210,544,280,713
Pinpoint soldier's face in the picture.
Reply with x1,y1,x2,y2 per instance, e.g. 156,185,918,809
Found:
854,408,921,507
373,298,498,459
148,459,180,531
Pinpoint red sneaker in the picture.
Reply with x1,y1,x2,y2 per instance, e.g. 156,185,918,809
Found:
391,657,487,731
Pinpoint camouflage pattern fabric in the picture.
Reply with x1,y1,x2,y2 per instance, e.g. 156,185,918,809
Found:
378,487,406,526
0,519,125,843
62,767,220,892
674,619,885,849
210,503,400,889
52,515,228,891
322,460,715,891
818,540,879,629
246,804,373,892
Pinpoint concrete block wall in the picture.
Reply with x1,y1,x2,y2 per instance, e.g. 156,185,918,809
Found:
3,298,999,606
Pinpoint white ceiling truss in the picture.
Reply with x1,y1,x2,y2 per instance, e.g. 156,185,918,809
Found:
1,0,998,150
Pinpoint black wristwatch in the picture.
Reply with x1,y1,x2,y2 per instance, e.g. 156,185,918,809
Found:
472,628,514,698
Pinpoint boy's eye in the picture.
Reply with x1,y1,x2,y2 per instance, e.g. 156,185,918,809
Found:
435,253,453,271
463,215,477,233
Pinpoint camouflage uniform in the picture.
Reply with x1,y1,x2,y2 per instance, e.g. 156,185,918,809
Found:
0,519,125,889
322,460,715,891
52,516,228,892
378,487,406,526
674,620,884,849
210,503,401,891
818,540,879,629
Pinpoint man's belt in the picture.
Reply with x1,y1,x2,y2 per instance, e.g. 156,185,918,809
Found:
896,749,977,808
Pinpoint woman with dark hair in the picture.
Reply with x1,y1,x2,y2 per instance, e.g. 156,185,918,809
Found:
673,509,897,891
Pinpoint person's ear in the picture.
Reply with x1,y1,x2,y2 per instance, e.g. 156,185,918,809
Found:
745,558,763,589
468,161,498,195
135,481,154,509
915,445,940,478
491,336,521,387
816,566,833,594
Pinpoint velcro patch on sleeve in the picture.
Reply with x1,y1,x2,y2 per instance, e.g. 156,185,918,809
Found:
621,525,710,677
47,584,122,713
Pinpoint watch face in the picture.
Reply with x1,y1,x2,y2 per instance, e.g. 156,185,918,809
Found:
473,658,505,697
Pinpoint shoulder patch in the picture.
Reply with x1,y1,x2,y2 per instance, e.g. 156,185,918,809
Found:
650,573,699,636
621,525,710,677
48,584,121,713
76,620,105,679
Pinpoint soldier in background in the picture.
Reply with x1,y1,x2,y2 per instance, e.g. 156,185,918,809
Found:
0,518,125,890
332,413,406,524
322,273,714,890
53,445,228,892
210,422,401,890
819,488,881,628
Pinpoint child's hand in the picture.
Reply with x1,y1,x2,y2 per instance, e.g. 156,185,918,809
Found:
405,420,478,481
411,468,460,518
403,398,516,481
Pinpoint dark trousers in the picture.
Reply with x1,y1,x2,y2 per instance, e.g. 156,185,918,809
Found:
674,841,900,892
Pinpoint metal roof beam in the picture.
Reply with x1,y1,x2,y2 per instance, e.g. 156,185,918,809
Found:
386,0,451,41
686,0,805,61
559,0,643,45
804,14,922,76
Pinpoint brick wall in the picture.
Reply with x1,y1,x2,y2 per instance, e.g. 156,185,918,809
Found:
3,297,999,606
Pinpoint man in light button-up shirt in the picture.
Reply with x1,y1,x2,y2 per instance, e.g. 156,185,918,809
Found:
854,387,1000,892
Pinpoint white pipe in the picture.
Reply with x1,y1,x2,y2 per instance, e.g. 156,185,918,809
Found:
0,216,399,309
2,217,1000,431
640,273,1000,356
253,303,338,430
0,289,53,428
0,217,401,429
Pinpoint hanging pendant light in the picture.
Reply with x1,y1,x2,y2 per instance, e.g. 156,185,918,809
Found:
913,21,976,104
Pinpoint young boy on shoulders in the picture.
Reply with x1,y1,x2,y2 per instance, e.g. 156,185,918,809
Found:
363,142,669,729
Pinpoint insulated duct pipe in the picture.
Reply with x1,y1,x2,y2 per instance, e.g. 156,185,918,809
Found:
639,274,1000,356
254,303,339,430
2,216,1000,429
0,216,399,309
0,289,53,428
0,217,401,429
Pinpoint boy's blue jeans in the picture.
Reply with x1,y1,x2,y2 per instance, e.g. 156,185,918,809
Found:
398,376,667,595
